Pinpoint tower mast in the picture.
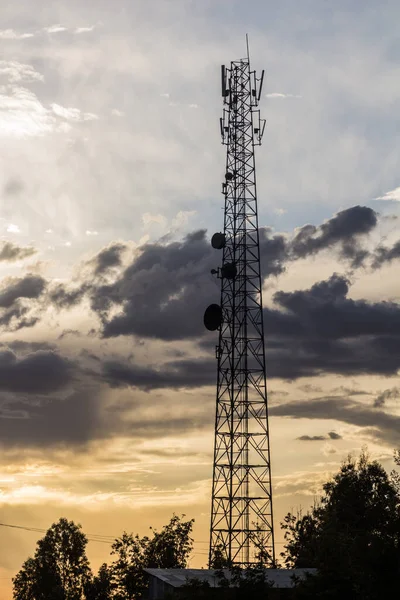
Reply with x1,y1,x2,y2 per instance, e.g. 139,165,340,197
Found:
204,42,274,567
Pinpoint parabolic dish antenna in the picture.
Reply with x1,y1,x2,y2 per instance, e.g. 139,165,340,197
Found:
221,262,237,279
211,232,226,250
204,303,222,331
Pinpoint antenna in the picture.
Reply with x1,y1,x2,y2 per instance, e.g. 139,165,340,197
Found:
205,44,274,568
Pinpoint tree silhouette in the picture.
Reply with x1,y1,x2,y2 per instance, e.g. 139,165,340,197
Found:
13,518,92,600
110,514,194,599
281,449,400,598
85,564,112,600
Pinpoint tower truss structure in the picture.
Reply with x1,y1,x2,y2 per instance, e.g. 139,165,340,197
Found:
204,43,275,567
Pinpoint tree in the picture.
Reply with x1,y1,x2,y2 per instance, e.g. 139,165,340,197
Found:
281,450,400,599
13,517,92,600
85,564,112,600
110,514,194,599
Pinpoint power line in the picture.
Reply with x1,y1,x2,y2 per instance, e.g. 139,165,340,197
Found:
0,522,112,544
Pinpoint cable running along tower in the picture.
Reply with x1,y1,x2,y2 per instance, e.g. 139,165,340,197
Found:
204,41,274,567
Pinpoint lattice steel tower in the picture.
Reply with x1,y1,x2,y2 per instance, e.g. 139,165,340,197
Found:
204,40,275,567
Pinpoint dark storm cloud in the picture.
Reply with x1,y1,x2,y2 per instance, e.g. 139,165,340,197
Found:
91,230,217,340
328,431,342,439
0,349,72,394
0,275,46,308
262,273,400,379
103,356,215,391
269,396,400,446
372,240,400,268
373,387,400,408
197,272,400,379
0,241,36,262
0,275,46,332
0,386,106,447
84,206,380,341
49,283,88,309
92,242,127,275
289,205,377,267
297,435,327,441
259,228,288,277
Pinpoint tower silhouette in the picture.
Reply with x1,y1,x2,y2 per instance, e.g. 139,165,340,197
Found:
204,40,275,567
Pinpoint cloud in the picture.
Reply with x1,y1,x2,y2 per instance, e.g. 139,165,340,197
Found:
0,385,108,448
265,93,302,99
91,243,127,276
0,349,72,394
264,273,400,379
0,29,34,40
0,242,36,262
372,239,400,268
90,229,216,340
297,435,327,441
375,186,400,202
49,283,88,309
0,61,99,138
0,275,46,309
328,431,342,440
50,206,390,355
43,25,67,34
289,205,377,267
269,396,400,447
51,104,99,122
0,275,46,331
0,61,43,83
373,387,400,408
75,26,95,34
6,224,20,233
103,357,215,391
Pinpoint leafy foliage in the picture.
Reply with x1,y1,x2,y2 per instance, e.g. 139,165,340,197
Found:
109,514,194,599
281,450,400,598
85,564,113,600
13,518,91,600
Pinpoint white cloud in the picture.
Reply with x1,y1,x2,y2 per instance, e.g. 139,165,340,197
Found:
75,26,95,34
0,61,44,83
375,186,400,201
111,108,124,117
0,29,34,40
160,93,170,98
51,104,82,121
172,210,197,229
0,86,57,137
86,230,98,236
274,207,287,216
51,103,99,122
6,224,20,233
265,92,302,98
43,25,67,34
142,212,167,229
189,103,199,109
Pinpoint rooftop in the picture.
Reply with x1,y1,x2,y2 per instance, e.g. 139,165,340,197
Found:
144,568,317,589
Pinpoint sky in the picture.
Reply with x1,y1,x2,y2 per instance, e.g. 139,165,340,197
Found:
1,0,400,595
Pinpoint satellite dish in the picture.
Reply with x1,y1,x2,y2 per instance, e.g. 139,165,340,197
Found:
204,304,222,331
211,232,226,250
221,262,237,279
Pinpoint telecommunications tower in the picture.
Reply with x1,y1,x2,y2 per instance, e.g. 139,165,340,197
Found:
204,39,275,567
